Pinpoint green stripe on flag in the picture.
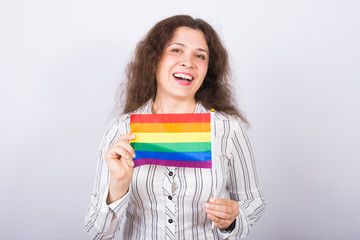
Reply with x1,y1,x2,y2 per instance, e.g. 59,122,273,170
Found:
131,142,211,153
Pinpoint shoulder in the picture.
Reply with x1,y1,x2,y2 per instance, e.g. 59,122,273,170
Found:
103,114,131,139
214,112,245,129
107,114,130,127
213,112,249,145
109,100,152,126
197,103,246,131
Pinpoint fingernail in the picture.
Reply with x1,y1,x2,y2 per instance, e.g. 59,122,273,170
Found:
126,155,130,159
209,198,215,203
130,161,134,167
132,153,136,158
204,203,209,209
130,134,136,139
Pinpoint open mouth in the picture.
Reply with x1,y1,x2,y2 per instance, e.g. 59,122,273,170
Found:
172,73,194,82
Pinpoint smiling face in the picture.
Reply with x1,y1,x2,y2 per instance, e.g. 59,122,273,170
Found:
155,26,209,103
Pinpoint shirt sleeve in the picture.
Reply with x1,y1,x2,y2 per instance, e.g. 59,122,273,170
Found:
217,119,266,239
84,118,130,239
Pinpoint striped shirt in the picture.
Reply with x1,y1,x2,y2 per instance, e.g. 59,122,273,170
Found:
85,101,265,239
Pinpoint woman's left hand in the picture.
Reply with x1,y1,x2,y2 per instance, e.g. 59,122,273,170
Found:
204,198,240,230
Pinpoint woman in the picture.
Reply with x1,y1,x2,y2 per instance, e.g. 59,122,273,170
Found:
85,15,265,239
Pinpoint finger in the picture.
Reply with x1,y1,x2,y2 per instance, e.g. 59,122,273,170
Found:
114,134,136,158
207,198,239,213
207,214,231,229
107,155,127,172
204,200,234,214
107,156,134,180
107,145,132,161
116,133,136,143
106,145,134,167
208,198,235,206
120,156,135,169
205,208,232,220
205,203,232,214
116,140,136,158
108,154,134,171
214,221,232,230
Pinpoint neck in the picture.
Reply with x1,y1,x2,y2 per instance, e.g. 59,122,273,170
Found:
152,96,197,114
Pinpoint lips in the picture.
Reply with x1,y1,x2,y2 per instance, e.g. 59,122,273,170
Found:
172,72,194,86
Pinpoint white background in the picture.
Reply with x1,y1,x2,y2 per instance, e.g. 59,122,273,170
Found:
1,0,360,239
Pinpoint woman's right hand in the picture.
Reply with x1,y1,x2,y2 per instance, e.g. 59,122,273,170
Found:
104,133,136,204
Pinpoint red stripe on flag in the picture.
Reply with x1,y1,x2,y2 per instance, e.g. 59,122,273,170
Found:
131,113,210,123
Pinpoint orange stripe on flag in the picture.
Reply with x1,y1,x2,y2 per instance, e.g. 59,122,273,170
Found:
131,122,210,133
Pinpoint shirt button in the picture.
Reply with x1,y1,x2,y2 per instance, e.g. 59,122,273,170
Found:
168,219,173,223
168,196,172,200
168,171,173,176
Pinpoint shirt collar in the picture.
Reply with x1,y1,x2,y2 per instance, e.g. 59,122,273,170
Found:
134,100,209,114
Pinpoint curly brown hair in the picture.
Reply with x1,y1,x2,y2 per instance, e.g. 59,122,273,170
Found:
116,15,248,124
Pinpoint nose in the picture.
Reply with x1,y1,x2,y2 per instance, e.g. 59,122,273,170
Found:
180,55,194,68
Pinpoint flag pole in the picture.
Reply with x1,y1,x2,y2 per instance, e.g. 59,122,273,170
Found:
210,109,216,229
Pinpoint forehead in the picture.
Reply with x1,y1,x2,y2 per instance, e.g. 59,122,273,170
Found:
169,27,209,51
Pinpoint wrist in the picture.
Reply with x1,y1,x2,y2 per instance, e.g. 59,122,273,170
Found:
107,179,130,204
221,219,236,232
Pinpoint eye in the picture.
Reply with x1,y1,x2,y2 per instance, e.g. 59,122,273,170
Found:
196,54,206,60
171,48,181,53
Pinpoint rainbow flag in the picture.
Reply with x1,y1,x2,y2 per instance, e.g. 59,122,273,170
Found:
130,113,212,168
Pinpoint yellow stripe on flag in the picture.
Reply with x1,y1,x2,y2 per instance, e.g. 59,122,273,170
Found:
131,132,211,143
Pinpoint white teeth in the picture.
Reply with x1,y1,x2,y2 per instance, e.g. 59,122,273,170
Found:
173,73,193,81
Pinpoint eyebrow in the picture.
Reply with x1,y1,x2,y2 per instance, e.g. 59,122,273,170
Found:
168,42,209,55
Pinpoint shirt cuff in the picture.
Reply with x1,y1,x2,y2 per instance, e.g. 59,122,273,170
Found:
100,184,131,217
217,230,231,239
217,218,240,239
217,221,235,239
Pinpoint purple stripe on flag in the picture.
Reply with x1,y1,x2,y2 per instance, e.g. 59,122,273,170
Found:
134,151,211,162
134,158,212,168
